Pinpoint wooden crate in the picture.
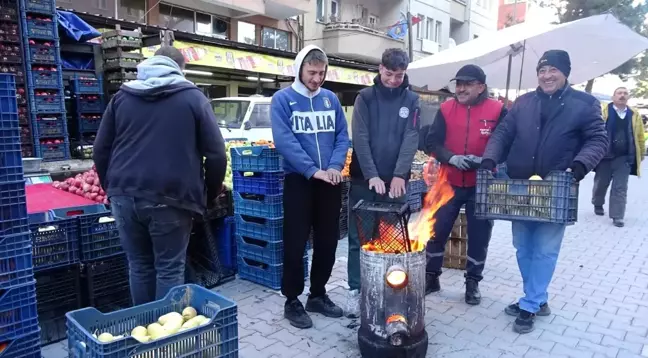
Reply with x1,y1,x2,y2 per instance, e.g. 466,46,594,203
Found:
443,209,468,269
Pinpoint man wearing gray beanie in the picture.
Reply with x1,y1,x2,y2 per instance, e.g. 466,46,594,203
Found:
480,49,609,334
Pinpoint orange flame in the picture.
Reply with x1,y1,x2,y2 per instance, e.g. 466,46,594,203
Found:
409,162,455,252
361,158,455,254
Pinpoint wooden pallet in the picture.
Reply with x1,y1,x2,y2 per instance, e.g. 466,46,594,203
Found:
443,209,467,269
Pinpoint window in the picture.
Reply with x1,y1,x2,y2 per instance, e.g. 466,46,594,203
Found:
316,0,325,21
237,22,256,45
368,15,378,27
426,18,433,40
159,4,194,33
262,27,290,51
435,21,442,42
93,0,107,9
212,18,228,39
249,104,271,127
416,14,424,39
119,0,145,19
195,12,211,36
212,101,251,128
330,0,339,18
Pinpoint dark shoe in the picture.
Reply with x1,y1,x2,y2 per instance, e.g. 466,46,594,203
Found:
284,299,313,329
305,294,343,318
504,302,551,317
465,279,481,305
613,219,624,227
594,206,604,216
425,273,440,295
513,310,536,334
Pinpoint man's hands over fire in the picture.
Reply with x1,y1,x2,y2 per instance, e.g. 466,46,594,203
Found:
389,177,406,198
369,177,386,195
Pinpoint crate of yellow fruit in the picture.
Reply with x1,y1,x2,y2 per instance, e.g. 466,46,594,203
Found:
474,170,578,224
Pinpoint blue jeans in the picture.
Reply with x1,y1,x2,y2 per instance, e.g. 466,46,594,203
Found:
110,196,193,305
512,221,566,314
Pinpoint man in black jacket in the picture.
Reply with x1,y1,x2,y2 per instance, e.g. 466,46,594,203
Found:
481,50,608,334
345,48,420,318
93,46,227,305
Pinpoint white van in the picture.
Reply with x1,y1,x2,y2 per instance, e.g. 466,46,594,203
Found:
211,95,273,142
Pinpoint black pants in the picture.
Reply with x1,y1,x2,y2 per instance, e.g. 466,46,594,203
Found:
425,186,493,281
281,173,342,300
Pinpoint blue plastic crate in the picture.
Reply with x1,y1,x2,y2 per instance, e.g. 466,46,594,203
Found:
0,148,23,183
408,179,427,194
66,284,239,358
233,171,284,195
233,191,283,219
78,113,102,132
0,281,39,342
475,170,578,225
0,328,41,358
0,73,17,116
230,145,282,172
24,15,57,40
26,39,59,64
0,236,33,290
408,193,422,212
31,91,64,113
236,234,283,264
0,179,27,225
35,139,70,161
71,75,103,94
28,211,80,271
217,216,236,270
237,253,308,290
28,66,62,89
52,204,122,262
32,113,66,137
76,94,103,113
23,0,56,15
235,214,282,241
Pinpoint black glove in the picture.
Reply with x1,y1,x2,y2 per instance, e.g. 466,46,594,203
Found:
480,159,496,171
570,161,587,181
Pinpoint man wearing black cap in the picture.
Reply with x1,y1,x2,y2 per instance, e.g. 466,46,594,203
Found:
481,50,608,334
424,64,507,305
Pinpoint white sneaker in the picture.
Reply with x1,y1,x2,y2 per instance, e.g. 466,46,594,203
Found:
345,289,360,318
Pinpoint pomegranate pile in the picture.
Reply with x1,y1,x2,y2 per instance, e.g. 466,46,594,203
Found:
51,166,109,204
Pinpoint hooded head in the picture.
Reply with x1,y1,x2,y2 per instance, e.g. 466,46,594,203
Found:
121,47,195,99
292,45,328,97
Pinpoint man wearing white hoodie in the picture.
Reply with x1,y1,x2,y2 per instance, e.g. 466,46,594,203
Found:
271,45,350,329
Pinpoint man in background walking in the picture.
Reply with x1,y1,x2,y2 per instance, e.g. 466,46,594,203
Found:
94,46,227,305
424,64,507,305
592,87,645,227
345,48,420,318
271,45,350,329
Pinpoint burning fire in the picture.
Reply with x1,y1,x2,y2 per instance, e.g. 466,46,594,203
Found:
361,159,455,254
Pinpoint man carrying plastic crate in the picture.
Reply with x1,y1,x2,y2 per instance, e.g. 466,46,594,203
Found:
480,50,608,334
344,48,420,318
423,64,508,305
271,45,350,329
93,46,227,305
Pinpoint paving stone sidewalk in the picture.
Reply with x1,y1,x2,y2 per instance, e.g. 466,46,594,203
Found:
42,173,648,358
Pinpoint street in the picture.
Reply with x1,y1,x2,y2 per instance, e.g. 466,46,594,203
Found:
42,171,648,358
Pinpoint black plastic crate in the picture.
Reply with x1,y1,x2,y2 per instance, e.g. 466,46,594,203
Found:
0,43,23,64
0,22,21,43
35,264,83,345
0,0,18,21
185,255,236,289
82,254,131,313
28,211,79,271
475,170,578,224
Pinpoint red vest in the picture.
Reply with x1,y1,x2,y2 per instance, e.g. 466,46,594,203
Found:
441,98,503,187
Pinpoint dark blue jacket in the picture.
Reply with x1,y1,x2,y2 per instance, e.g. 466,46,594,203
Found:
93,82,227,215
483,86,609,179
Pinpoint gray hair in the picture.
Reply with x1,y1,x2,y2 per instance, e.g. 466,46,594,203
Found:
303,50,328,66
154,46,186,69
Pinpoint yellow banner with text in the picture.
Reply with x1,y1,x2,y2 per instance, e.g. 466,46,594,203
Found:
140,40,375,86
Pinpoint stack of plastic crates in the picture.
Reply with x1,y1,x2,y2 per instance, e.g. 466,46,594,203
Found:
101,26,142,97
0,0,31,158
407,179,427,212
69,74,103,159
20,0,69,161
51,204,131,314
0,73,41,357
231,145,307,290
65,284,238,358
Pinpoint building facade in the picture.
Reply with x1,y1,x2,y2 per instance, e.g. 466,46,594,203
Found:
497,0,527,29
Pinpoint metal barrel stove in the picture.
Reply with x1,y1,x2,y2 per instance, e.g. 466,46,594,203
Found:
353,200,428,358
